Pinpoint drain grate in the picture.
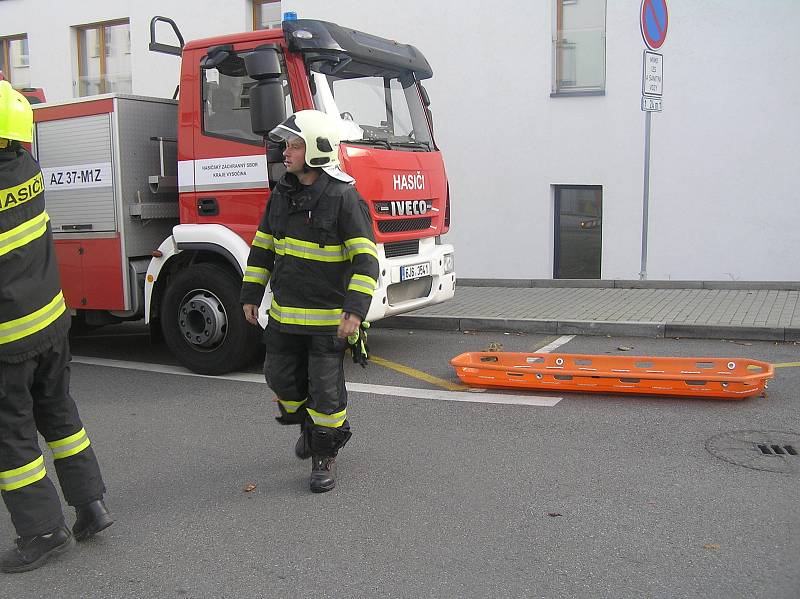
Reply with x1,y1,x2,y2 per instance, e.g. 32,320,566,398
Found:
756,444,797,456
705,430,800,474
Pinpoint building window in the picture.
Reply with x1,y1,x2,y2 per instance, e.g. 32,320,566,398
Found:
253,0,282,30
0,34,31,88
553,0,606,94
76,19,132,97
554,185,602,279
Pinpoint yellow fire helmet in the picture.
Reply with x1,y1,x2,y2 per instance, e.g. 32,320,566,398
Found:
269,110,354,182
0,80,33,143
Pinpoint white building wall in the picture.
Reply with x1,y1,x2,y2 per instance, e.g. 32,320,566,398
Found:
2,0,798,281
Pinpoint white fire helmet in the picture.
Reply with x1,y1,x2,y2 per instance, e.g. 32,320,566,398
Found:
269,110,354,183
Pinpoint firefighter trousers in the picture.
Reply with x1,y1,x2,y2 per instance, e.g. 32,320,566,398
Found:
0,336,105,537
264,326,351,454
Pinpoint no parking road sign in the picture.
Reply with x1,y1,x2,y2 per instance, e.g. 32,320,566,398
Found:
640,0,668,50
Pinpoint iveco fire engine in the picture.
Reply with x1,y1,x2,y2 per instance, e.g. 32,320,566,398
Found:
31,17,455,374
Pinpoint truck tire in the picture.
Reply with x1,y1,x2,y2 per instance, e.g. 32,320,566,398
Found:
161,263,262,375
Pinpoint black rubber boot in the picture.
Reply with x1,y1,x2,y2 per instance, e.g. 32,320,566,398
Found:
0,525,73,573
72,499,114,541
309,455,336,493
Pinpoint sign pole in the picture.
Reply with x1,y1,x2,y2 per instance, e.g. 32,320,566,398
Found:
639,110,652,280
638,0,667,280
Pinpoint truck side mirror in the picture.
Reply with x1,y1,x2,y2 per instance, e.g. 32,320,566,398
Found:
244,47,286,137
202,45,233,70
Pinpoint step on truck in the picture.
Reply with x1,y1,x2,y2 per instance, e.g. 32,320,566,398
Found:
31,16,456,374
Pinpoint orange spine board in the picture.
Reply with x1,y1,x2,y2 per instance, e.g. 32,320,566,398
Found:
450,352,774,400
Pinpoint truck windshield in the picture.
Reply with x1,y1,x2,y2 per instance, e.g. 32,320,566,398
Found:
310,68,433,150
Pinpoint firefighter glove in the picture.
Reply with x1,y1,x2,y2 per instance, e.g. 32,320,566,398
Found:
347,321,370,368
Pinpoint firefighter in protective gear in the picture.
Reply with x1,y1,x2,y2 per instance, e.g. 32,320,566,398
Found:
0,81,113,573
241,110,379,493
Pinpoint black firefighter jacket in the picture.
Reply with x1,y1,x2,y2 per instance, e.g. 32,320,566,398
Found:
240,171,380,335
0,145,70,363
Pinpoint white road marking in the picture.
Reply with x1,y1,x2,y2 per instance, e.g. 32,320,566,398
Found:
348,383,560,406
72,356,561,407
71,332,149,340
534,335,575,354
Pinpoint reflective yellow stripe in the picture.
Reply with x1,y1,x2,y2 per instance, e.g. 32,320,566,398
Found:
307,407,347,428
243,266,270,286
269,299,342,327
0,210,49,257
0,455,47,491
0,291,67,345
0,172,44,213
278,398,307,414
344,237,378,260
274,237,347,263
47,428,91,460
252,231,274,251
347,273,377,296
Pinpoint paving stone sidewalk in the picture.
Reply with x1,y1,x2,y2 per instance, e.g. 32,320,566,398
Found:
379,286,800,341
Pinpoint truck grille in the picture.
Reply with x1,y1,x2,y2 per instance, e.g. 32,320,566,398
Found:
384,240,419,258
377,217,432,233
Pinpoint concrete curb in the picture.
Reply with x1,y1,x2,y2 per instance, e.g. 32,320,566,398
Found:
375,315,797,342
459,278,800,291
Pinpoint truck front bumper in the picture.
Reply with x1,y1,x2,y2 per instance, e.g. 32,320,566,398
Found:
365,237,456,322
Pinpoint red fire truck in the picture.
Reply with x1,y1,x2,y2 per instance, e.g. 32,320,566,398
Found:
31,17,455,374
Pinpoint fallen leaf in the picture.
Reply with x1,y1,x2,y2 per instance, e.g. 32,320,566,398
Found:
244,483,257,492
487,342,503,352
617,346,633,351
703,543,720,551
547,512,563,517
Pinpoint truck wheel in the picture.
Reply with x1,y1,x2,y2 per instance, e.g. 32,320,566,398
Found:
161,263,261,375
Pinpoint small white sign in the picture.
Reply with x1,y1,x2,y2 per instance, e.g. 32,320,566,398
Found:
42,162,113,190
641,96,663,112
642,51,663,97
194,155,268,189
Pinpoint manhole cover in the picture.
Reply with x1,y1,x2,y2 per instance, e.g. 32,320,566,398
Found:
705,430,800,474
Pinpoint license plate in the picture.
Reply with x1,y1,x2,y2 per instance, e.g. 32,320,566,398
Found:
400,261,431,281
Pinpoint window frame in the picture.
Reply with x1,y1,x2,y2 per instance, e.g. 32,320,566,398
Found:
253,0,282,31
0,34,30,88
553,184,603,279
199,48,293,147
75,18,131,97
551,0,607,97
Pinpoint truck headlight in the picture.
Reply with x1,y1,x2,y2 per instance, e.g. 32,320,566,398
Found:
443,252,454,274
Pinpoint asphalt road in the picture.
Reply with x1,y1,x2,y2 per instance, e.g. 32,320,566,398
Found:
2,323,798,598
